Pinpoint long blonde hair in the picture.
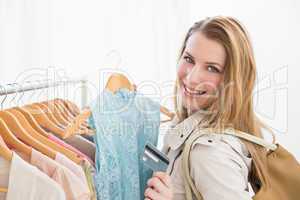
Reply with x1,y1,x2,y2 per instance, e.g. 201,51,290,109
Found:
174,16,274,190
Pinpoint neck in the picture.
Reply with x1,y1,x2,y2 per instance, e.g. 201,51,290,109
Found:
187,107,206,117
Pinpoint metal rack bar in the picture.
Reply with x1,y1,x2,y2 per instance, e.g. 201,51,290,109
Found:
0,78,87,107
0,79,84,95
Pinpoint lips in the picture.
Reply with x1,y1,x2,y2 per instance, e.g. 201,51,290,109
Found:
183,84,206,96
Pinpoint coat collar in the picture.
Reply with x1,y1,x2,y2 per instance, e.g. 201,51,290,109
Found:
166,110,205,150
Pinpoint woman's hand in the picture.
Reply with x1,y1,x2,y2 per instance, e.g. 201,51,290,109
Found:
144,172,173,200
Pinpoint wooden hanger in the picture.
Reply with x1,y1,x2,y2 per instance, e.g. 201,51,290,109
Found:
57,98,80,116
0,110,57,160
9,108,82,164
56,99,91,129
49,100,91,133
0,135,11,192
0,83,82,163
32,103,66,129
105,73,136,92
63,109,92,139
52,98,94,138
22,104,65,138
43,100,90,134
6,109,58,157
105,73,175,121
44,99,92,135
0,85,31,159
40,101,70,127
51,100,76,123
0,134,12,161
0,94,12,195
0,85,25,193
0,118,32,157
14,107,49,138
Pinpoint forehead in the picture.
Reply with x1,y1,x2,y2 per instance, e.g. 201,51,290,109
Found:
185,31,226,66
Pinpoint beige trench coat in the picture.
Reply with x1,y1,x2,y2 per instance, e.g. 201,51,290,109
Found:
161,111,253,200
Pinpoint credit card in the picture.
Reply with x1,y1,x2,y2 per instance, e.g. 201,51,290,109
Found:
142,143,169,172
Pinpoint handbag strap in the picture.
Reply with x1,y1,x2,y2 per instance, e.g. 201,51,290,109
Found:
182,130,205,200
221,128,277,151
182,128,277,200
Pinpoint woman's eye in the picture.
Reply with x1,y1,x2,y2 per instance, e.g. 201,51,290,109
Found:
183,56,194,64
208,65,220,73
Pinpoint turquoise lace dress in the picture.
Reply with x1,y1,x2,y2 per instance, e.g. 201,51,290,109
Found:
88,88,160,200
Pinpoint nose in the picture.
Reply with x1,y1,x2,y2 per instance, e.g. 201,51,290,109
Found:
185,64,205,87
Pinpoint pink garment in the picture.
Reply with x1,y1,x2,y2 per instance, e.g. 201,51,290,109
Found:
48,134,94,165
55,152,89,193
30,149,90,200
0,152,65,200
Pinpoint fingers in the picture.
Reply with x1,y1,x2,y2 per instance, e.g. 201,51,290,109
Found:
145,172,173,200
147,177,167,195
153,172,172,188
144,187,164,200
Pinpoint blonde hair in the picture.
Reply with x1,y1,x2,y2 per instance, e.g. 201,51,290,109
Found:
174,16,274,190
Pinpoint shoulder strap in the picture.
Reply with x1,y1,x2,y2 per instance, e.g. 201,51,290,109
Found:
182,130,204,200
222,128,277,151
181,128,277,200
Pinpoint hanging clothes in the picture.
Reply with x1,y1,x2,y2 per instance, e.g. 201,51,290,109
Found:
25,149,91,200
81,159,97,200
0,152,65,200
30,116,97,199
88,88,161,200
48,134,95,165
55,152,97,200
0,86,97,199
55,153,89,189
64,135,96,161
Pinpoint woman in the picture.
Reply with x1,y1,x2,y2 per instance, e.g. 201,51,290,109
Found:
144,16,271,200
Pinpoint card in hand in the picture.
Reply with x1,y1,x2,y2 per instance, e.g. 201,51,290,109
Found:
142,143,170,172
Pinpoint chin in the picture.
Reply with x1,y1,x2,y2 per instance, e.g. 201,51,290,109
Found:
182,97,207,112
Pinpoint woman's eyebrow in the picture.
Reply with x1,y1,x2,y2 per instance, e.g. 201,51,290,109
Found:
205,61,222,67
185,51,195,59
185,51,223,68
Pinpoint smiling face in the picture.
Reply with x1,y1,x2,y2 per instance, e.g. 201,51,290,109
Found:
177,31,226,114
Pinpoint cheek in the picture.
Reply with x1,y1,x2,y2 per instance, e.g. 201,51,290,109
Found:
177,61,190,80
205,78,223,94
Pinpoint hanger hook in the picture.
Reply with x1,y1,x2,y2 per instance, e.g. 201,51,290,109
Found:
103,49,122,70
23,80,34,104
7,83,19,106
35,80,41,102
35,79,45,102
16,82,25,106
0,85,8,110
43,79,50,100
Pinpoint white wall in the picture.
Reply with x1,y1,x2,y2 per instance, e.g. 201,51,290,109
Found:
1,0,299,158
0,0,189,96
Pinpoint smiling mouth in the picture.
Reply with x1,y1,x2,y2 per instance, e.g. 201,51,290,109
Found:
183,84,206,96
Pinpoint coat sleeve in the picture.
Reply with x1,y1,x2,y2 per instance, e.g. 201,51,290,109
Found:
189,135,253,200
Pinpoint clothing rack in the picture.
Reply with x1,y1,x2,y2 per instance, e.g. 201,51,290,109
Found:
0,78,88,108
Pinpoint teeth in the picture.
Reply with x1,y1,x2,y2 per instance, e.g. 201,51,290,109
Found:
186,87,198,94
185,85,206,95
